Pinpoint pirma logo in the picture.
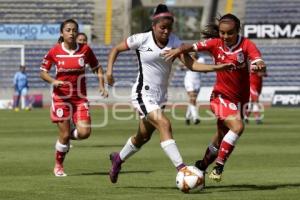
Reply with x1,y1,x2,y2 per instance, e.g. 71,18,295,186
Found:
272,91,300,107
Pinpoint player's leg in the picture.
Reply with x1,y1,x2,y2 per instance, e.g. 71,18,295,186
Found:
195,119,227,172
109,118,156,183
54,120,71,177
187,91,200,124
209,115,244,182
147,109,185,171
13,90,21,111
70,102,91,140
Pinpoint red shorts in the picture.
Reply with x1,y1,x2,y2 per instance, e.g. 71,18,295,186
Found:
50,97,90,123
210,94,242,120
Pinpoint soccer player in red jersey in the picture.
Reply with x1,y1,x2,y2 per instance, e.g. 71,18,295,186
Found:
40,19,108,177
76,32,88,44
245,71,266,124
163,13,266,182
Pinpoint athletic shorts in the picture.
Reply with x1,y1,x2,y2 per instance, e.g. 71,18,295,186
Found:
184,73,201,92
210,93,242,120
50,95,90,123
131,82,167,119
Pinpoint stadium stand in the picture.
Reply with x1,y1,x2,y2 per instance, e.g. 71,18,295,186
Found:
0,0,94,24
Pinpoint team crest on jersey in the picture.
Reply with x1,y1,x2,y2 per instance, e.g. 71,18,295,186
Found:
236,52,244,63
229,103,238,111
78,57,85,67
56,108,64,118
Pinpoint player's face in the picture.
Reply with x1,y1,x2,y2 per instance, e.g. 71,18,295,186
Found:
61,23,78,44
219,21,238,47
152,18,173,44
76,35,87,44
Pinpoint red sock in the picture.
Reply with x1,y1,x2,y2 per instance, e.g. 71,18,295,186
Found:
55,151,66,165
216,141,234,165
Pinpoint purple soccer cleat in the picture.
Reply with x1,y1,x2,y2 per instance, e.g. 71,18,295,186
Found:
109,152,123,183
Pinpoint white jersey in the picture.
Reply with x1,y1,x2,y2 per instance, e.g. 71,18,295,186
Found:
126,31,182,117
126,31,182,89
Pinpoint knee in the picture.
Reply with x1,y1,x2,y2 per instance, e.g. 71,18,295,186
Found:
77,128,91,139
231,123,244,135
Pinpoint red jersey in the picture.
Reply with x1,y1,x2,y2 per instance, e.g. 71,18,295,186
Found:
40,43,99,98
194,36,263,103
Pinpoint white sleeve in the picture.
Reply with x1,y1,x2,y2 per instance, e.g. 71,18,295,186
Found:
126,33,145,50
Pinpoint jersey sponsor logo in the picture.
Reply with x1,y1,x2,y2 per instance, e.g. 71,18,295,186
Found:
78,57,85,67
56,108,64,117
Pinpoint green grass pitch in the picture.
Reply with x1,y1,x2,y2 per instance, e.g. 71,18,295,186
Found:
0,107,300,200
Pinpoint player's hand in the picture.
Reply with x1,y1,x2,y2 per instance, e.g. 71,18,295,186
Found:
99,87,109,98
106,73,114,86
52,80,64,87
214,63,237,71
251,60,266,73
161,48,181,62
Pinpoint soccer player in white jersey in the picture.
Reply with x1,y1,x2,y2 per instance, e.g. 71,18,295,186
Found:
184,55,205,125
106,4,235,184
40,19,108,177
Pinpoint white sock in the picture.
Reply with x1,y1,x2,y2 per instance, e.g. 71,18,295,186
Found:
223,130,239,146
71,129,80,140
185,105,191,119
21,96,25,109
55,140,70,152
190,104,199,120
253,103,259,112
119,137,139,161
160,139,183,168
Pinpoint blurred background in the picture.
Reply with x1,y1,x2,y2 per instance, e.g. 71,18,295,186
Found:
0,0,299,108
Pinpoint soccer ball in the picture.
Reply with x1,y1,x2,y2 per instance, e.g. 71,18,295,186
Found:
176,166,204,193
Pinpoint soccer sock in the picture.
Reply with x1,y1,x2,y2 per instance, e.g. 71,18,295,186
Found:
200,144,219,171
252,103,261,120
185,105,191,119
70,129,80,140
119,137,140,161
190,104,199,120
55,140,70,165
160,139,184,170
21,95,25,109
216,130,239,165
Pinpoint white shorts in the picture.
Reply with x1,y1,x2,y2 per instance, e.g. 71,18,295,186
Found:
184,75,201,92
131,82,167,119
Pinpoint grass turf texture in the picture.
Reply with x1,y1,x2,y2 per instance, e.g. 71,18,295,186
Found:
0,107,299,200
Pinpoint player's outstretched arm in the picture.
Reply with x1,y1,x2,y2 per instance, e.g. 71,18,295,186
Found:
178,53,235,72
162,43,194,61
106,40,130,86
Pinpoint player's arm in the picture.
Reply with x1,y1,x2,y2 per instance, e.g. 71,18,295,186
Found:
178,53,235,72
247,39,267,73
162,43,195,61
40,70,64,87
106,40,130,86
94,65,108,98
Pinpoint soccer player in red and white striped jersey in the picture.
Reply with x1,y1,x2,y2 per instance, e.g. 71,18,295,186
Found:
40,19,108,177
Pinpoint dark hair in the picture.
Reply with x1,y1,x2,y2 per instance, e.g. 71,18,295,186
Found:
76,32,88,40
57,19,79,43
201,13,241,39
152,4,174,24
